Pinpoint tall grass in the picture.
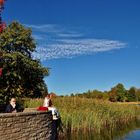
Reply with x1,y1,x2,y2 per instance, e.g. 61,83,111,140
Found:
24,97,140,135
23,98,43,108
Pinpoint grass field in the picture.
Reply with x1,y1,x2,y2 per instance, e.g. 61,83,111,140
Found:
24,97,140,135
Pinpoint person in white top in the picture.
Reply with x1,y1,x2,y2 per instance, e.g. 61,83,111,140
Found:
47,99,63,140
43,94,51,107
47,100,60,120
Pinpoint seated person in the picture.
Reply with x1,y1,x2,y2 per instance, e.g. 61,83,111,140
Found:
37,94,51,111
5,98,24,113
43,94,51,107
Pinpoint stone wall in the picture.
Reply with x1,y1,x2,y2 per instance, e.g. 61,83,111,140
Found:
0,111,52,140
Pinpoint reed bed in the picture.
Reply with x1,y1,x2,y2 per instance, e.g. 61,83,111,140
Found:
24,97,140,135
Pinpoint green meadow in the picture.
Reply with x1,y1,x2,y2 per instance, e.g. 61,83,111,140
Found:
24,97,140,136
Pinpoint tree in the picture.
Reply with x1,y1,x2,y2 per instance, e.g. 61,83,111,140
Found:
108,87,118,102
108,83,126,102
135,89,140,101
115,83,126,101
125,87,137,102
0,22,49,103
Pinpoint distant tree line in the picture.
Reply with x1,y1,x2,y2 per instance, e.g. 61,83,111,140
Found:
70,83,140,102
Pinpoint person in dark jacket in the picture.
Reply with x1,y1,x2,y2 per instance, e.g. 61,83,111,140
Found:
5,98,18,113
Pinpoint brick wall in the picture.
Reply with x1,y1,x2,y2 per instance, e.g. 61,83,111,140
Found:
0,111,52,140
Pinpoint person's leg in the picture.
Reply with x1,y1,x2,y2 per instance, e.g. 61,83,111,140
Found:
56,118,63,133
51,120,58,140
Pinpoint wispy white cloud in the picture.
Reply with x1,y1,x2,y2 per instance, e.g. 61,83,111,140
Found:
33,34,45,40
24,24,126,61
56,33,84,38
25,24,84,38
25,24,60,33
32,39,126,60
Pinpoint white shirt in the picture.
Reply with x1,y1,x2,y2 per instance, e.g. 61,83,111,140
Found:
48,107,60,120
43,98,50,107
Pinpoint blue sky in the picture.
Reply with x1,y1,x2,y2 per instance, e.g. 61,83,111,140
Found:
3,0,140,95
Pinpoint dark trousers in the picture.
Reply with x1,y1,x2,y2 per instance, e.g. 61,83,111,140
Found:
51,120,58,140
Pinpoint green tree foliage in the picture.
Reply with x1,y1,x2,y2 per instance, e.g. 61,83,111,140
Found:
115,83,126,102
75,90,107,100
108,87,118,102
0,22,49,103
125,87,137,102
69,83,140,102
108,83,126,102
135,89,140,101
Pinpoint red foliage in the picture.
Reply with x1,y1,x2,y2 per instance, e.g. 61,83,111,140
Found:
0,68,2,77
0,0,5,5
0,22,6,33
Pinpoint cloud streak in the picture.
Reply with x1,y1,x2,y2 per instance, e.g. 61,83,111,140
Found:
25,24,60,33
32,39,126,60
24,24,126,61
